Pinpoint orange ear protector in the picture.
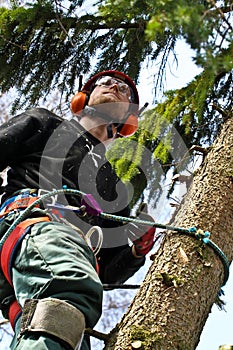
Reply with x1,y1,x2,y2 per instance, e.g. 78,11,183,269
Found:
70,91,89,116
117,114,138,137
70,70,141,137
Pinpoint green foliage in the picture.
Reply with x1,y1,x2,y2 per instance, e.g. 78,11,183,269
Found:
0,0,232,113
98,0,151,21
0,0,175,110
0,0,232,206
108,65,232,206
146,0,227,53
149,2,208,40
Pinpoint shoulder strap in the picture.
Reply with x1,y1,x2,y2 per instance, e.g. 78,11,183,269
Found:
0,216,50,329
1,216,50,286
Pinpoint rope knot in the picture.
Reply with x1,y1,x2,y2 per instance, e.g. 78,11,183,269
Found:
189,227,211,244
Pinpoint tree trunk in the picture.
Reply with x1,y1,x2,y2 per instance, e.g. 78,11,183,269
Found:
103,117,233,350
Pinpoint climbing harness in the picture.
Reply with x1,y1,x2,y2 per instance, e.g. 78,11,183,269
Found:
0,189,102,328
0,187,229,288
0,187,230,329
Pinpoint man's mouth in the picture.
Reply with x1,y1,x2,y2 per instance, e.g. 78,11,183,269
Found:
105,92,116,96
103,90,119,98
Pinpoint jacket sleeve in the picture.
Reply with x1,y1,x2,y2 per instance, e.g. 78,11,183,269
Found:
97,245,145,284
0,110,39,170
0,108,62,171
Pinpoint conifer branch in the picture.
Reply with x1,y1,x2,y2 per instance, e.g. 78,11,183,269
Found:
85,328,109,342
212,103,231,120
54,0,75,47
207,0,233,30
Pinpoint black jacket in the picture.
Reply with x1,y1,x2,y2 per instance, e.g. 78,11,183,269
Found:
0,108,145,284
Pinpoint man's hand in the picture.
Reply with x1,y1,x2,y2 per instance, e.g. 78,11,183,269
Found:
128,203,156,257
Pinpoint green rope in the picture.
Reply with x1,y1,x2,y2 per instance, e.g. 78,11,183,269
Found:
100,213,230,287
0,188,230,287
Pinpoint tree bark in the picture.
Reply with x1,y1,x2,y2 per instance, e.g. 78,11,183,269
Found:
103,117,233,350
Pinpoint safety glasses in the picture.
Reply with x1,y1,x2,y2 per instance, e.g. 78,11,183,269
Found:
94,76,131,97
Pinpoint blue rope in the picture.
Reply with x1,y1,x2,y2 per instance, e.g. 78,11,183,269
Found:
0,188,230,287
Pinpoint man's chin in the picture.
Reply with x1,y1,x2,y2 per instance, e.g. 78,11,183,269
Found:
91,101,129,122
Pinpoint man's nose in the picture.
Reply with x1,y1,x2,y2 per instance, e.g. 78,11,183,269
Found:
109,83,119,91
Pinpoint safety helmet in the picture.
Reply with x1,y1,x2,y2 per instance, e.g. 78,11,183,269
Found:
70,70,140,137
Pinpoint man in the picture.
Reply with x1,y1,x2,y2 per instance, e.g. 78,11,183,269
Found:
0,70,156,350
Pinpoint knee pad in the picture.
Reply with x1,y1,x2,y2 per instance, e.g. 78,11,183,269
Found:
19,298,85,350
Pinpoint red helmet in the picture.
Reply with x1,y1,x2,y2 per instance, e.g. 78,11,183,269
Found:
70,70,140,137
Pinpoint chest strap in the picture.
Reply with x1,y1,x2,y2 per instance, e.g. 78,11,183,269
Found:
0,216,51,329
0,196,40,218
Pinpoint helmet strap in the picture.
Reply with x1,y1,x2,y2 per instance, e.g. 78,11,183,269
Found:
107,124,114,139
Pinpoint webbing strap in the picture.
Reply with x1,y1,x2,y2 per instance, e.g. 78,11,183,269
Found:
0,216,50,286
0,196,40,218
0,216,51,330
8,299,22,329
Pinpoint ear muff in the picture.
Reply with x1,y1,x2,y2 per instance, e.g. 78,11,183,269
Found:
70,91,89,115
117,114,138,137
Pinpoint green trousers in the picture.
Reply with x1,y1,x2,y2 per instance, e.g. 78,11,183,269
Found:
2,219,103,350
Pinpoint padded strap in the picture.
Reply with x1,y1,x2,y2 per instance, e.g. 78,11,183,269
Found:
20,298,85,350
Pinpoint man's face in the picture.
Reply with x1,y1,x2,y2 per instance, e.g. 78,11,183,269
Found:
88,76,131,121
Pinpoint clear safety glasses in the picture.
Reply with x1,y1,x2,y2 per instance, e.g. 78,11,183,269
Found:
94,76,131,97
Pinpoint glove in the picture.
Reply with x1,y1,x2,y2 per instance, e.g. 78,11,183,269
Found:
129,203,156,257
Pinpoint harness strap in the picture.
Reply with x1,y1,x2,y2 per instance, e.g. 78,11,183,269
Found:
0,196,40,218
0,216,51,329
8,299,22,329
1,216,50,286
